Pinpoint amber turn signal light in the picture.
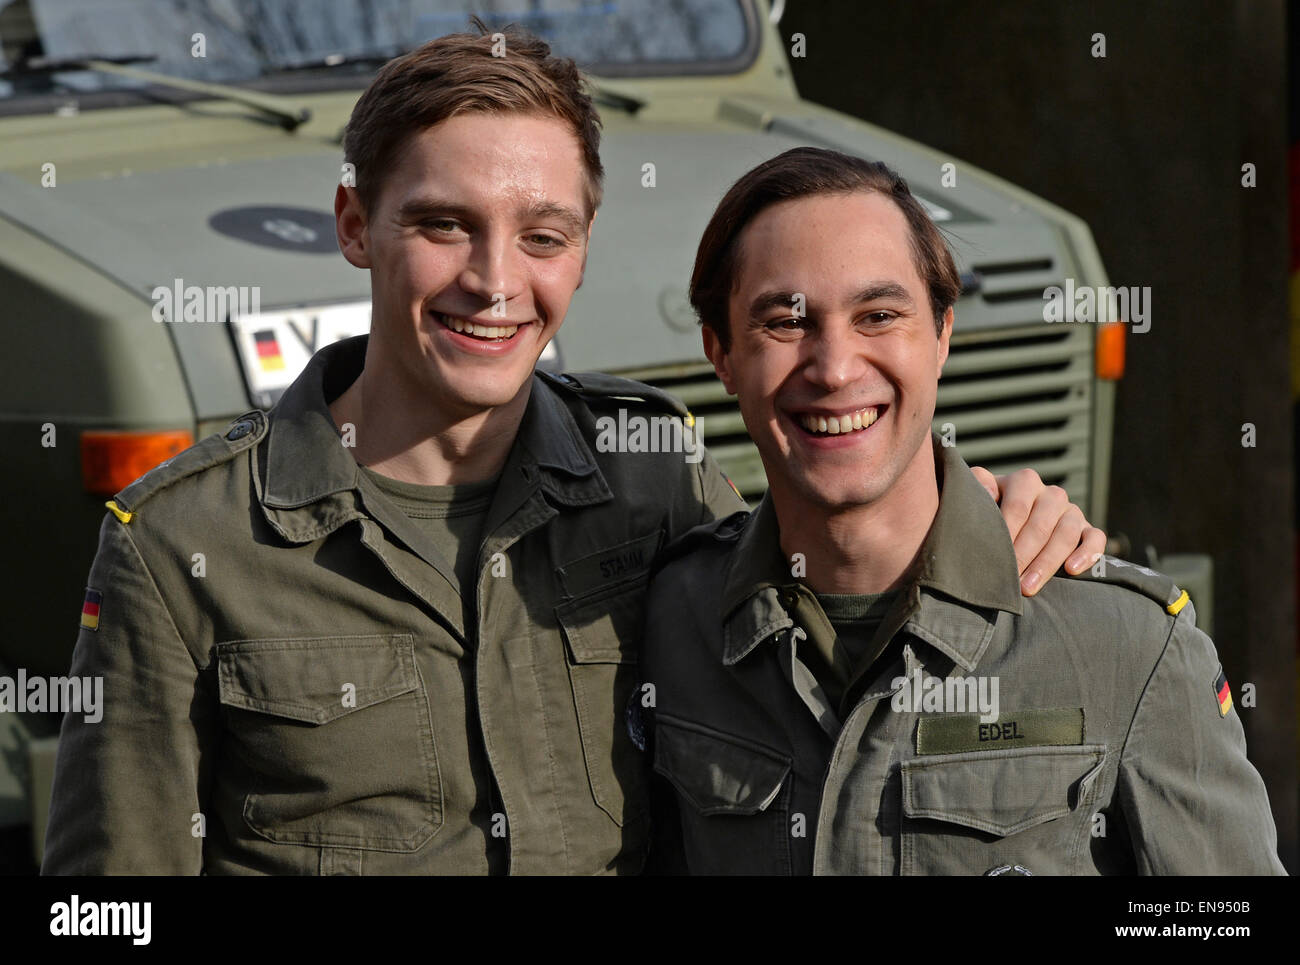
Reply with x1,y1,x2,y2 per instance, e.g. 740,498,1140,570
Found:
80,430,193,496
1095,322,1126,380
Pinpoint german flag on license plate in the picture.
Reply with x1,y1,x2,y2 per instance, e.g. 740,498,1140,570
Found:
254,330,286,371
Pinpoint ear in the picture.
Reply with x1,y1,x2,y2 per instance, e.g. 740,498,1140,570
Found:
702,324,737,395
936,305,954,374
335,184,372,269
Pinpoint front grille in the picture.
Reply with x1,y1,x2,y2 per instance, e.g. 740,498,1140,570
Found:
616,322,1094,507
609,359,768,501
937,323,1093,505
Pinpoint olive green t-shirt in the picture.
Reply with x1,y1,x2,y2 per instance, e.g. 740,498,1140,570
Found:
812,589,902,711
359,466,499,600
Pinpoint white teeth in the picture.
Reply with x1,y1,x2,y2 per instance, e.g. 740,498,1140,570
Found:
440,313,519,339
799,407,880,435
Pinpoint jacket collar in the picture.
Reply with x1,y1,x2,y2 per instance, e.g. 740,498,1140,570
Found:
719,493,799,664
720,434,1023,671
902,436,1024,670
502,371,613,508
262,335,366,512
257,334,612,544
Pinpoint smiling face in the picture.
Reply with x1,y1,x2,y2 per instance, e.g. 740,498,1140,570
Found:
336,111,592,418
705,190,953,511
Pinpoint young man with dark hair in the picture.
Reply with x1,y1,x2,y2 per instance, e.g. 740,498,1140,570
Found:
43,29,1102,875
642,147,1284,875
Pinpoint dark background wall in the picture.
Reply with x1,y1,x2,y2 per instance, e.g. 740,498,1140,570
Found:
781,0,1295,868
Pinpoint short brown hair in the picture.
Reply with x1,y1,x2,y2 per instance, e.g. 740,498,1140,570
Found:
343,20,603,218
690,148,961,351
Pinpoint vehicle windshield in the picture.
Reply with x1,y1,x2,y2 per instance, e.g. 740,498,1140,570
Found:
0,0,755,102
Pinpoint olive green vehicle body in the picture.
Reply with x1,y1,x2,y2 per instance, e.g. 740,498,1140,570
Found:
0,0,1194,868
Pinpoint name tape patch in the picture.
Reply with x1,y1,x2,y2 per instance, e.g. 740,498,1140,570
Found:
916,707,1085,755
556,531,662,598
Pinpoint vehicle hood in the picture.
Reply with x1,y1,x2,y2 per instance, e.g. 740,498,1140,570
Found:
0,92,1065,392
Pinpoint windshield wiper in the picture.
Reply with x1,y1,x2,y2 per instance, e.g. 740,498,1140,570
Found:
275,50,647,117
590,83,645,115
272,51,400,73
1,54,157,74
1,54,312,130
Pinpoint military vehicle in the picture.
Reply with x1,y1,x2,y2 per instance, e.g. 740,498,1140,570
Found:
0,0,1209,871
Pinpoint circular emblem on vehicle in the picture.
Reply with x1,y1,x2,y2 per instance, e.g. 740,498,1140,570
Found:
208,205,338,253
985,864,1034,876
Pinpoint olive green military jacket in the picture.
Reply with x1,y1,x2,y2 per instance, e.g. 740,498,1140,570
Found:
642,437,1285,875
42,335,744,875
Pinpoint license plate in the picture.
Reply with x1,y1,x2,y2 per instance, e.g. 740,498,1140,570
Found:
229,301,371,408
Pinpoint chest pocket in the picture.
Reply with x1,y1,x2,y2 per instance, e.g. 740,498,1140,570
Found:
555,535,660,828
216,634,441,853
899,744,1107,875
653,716,793,875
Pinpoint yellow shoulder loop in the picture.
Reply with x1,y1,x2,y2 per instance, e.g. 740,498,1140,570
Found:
1166,589,1190,616
105,500,135,525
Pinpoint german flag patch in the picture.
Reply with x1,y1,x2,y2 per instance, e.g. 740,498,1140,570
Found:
1213,667,1232,717
80,588,102,632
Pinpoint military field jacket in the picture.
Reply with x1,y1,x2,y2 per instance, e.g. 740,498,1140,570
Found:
42,335,744,875
642,438,1285,875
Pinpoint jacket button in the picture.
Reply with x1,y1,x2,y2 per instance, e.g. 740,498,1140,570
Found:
226,419,254,441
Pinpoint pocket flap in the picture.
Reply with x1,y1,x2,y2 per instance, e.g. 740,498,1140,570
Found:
654,717,791,816
902,744,1106,837
217,634,417,725
555,531,662,599
556,582,645,664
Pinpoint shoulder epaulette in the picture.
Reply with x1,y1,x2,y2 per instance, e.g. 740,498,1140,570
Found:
1064,554,1190,617
652,510,751,574
537,370,693,423
106,410,267,523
